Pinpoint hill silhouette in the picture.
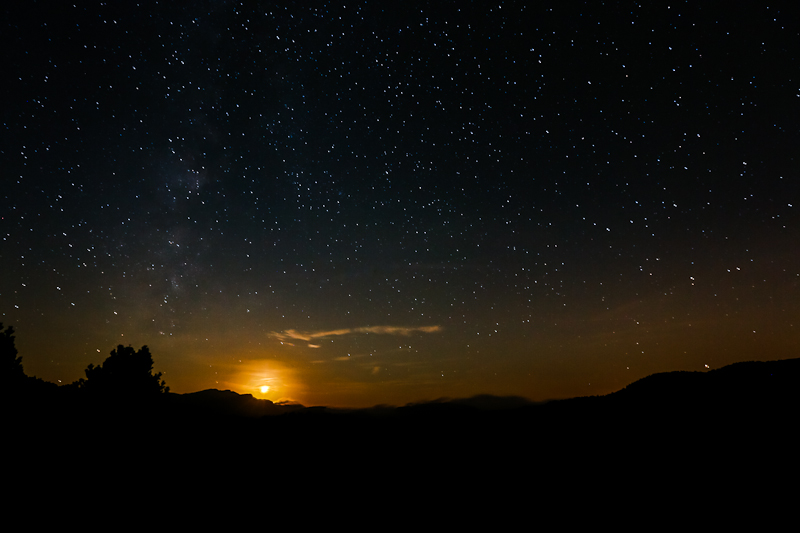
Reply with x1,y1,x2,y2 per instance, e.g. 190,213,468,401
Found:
10,355,798,423
6,343,796,519
602,358,800,421
3,319,796,479
171,388,305,418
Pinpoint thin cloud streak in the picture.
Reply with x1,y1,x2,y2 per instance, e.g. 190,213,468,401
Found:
269,325,442,344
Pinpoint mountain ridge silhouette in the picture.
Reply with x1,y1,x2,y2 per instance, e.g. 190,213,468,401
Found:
183,356,800,417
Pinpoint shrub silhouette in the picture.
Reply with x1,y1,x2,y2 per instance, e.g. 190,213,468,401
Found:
81,344,169,396
1,323,26,387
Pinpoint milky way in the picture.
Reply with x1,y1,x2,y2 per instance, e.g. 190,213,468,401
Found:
3,1,798,406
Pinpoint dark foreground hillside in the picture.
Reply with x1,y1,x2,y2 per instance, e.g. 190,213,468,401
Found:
6,358,797,520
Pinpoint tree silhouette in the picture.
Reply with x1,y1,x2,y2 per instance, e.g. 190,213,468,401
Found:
82,344,169,396
0,323,26,387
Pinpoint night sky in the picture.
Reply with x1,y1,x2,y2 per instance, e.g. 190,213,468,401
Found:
3,1,798,407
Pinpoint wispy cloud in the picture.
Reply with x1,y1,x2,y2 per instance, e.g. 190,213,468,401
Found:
269,325,442,346
357,325,442,335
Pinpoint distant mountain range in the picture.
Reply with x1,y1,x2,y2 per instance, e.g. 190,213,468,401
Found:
159,357,800,420
9,357,796,512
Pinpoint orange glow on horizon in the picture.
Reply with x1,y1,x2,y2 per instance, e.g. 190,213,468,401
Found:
223,358,300,404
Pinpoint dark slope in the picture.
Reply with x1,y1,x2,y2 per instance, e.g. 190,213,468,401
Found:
7,357,797,520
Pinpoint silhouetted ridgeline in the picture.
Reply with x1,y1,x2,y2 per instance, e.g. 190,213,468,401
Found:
611,358,799,405
6,349,797,516
6,354,798,481
5,356,799,428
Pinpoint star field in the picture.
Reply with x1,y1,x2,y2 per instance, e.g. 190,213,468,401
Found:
2,1,799,407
